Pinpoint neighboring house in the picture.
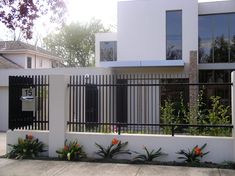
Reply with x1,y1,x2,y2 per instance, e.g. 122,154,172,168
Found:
96,0,235,105
0,41,62,69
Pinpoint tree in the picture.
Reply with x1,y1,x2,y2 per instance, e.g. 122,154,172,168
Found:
0,0,66,39
44,19,109,67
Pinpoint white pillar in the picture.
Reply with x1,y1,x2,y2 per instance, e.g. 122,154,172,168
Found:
49,75,69,157
232,72,235,161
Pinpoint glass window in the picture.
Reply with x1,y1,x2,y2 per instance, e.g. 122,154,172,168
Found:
27,57,32,68
230,14,235,62
166,10,182,60
100,41,117,62
199,16,213,63
199,13,235,63
213,14,229,63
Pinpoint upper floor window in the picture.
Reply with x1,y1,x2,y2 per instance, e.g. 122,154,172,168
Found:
166,10,182,60
27,57,32,68
199,13,235,63
100,41,117,62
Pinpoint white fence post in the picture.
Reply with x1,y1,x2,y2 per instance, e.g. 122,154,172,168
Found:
232,71,235,162
49,75,69,157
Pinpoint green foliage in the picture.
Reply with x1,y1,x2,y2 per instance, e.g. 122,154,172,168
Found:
44,19,109,67
204,96,231,136
177,143,209,163
160,99,175,134
133,146,165,162
56,140,86,161
95,138,131,159
7,134,47,159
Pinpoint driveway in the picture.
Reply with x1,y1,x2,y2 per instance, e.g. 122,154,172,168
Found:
0,132,6,156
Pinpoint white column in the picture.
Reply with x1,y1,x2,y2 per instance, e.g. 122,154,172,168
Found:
49,75,69,157
232,72,235,161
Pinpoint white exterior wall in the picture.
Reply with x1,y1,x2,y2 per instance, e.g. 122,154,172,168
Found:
27,54,52,69
117,0,198,65
199,0,235,15
2,53,56,69
3,54,26,68
95,33,117,67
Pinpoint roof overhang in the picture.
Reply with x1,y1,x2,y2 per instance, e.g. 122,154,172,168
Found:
99,60,185,68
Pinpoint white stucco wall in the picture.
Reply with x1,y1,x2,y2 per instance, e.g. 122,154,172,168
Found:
117,0,198,64
3,54,26,68
199,0,235,15
66,132,234,163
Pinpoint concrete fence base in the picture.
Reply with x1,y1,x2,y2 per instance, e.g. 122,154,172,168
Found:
6,130,234,163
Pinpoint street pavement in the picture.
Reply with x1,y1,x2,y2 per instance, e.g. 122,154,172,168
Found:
0,132,235,176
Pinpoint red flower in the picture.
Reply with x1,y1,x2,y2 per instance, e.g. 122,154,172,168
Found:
64,145,69,151
112,138,119,145
27,133,33,140
194,147,202,156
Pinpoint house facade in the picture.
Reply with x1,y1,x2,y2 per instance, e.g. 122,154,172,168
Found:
0,41,62,69
95,0,235,106
96,0,235,79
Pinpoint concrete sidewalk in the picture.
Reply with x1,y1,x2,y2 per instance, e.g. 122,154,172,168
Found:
0,159,235,176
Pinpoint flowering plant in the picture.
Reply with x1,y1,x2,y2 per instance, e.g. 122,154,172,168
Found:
7,134,47,159
95,138,131,159
177,143,209,163
56,140,86,161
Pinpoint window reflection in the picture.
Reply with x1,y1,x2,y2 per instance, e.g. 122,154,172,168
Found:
166,11,182,60
100,41,117,62
199,16,213,63
199,13,235,63
230,14,235,62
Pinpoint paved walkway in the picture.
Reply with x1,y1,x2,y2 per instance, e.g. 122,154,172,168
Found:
0,132,235,176
0,159,234,176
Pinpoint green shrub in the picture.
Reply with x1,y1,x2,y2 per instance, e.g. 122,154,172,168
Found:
133,146,165,162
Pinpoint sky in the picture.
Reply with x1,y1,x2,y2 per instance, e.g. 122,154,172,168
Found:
0,0,226,43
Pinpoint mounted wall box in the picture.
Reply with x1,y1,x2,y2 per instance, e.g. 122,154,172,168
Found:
21,87,36,112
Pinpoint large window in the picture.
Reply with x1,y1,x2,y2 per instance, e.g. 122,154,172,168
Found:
166,10,182,60
100,41,117,62
199,13,235,63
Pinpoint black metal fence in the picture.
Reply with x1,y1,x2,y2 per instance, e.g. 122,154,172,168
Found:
9,75,49,130
67,74,233,136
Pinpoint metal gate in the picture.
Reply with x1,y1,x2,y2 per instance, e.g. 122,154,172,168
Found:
9,75,49,130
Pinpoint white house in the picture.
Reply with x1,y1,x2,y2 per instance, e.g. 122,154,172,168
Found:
0,41,62,69
96,0,235,75
96,0,235,107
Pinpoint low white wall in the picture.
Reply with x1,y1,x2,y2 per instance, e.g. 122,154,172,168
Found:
7,130,49,156
66,132,234,163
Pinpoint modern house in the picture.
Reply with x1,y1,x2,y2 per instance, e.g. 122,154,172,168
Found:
95,0,235,106
0,41,62,69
